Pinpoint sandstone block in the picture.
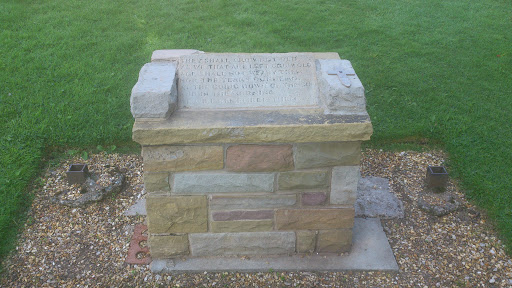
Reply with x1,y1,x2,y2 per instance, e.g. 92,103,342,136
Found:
173,173,274,194
209,194,297,210
226,145,294,172
302,192,327,206
146,195,207,234
142,145,223,172
294,142,360,169
316,229,352,253
275,208,354,230
189,232,295,256
210,220,274,233
130,62,177,119
132,110,373,146
278,171,329,190
296,230,317,253
144,172,170,193
330,166,360,205
212,210,274,221
149,234,189,258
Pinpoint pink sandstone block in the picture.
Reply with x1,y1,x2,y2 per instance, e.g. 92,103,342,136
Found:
302,192,327,206
226,145,294,172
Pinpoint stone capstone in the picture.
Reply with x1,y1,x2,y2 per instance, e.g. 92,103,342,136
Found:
142,145,223,172
275,208,354,230
149,234,189,258
316,230,352,253
278,170,329,190
130,62,177,119
173,172,274,194
146,195,207,234
330,166,360,205
294,142,361,169
132,110,373,145
226,145,294,172
188,232,296,256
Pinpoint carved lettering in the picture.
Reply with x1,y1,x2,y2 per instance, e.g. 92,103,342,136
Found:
178,54,319,109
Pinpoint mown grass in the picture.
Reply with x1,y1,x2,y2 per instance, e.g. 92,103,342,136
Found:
1,0,511,263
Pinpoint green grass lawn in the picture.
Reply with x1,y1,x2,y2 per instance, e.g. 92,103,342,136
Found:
1,0,511,263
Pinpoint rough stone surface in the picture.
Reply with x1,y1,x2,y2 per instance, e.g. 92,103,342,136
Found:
296,230,317,253
294,142,361,169
146,195,207,234
417,192,461,217
330,166,360,205
188,232,296,256
278,170,329,190
316,229,352,253
142,145,223,172
275,208,354,230
130,62,177,119
132,110,373,145
316,59,367,115
178,53,318,109
53,173,125,207
209,194,297,210
301,192,327,206
210,220,274,233
355,177,404,218
143,172,170,193
212,210,274,221
226,145,294,172
173,173,274,194
149,234,189,258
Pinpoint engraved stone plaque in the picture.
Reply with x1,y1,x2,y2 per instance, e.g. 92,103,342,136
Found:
177,53,319,109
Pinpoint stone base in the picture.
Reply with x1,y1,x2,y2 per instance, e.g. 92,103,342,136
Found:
150,218,398,273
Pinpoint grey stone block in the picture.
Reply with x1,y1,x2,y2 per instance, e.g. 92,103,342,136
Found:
330,166,360,205
130,62,177,119
173,173,274,194
356,177,404,219
189,232,296,256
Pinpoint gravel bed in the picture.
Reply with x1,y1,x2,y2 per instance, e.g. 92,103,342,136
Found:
1,150,511,287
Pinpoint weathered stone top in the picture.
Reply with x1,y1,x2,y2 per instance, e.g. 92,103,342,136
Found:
131,50,372,144
132,109,372,145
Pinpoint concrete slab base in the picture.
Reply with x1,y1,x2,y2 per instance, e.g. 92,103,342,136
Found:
124,198,146,216
150,218,398,273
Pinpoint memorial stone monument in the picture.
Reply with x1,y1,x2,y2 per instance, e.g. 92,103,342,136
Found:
131,49,372,259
